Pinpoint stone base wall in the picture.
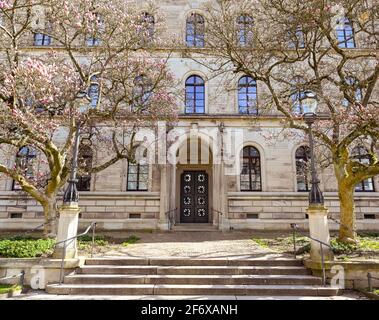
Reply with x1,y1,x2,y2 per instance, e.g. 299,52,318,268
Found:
227,192,379,231
0,191,378,231
0,192,160,231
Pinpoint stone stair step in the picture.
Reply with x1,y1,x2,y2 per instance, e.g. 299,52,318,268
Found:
85,258,303,267
171,223,220,232
46,284,339,296
64,274,322,285
78,265,311,276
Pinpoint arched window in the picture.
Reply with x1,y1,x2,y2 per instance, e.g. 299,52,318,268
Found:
352,146,375,192
237,15,253,46
140,12,155,42
186,13,205,47
185,75,205,114
238,76,257,114
86,14,104,46
12,146,37,191
77,145,93,192
295,146,310,191
127,147,149,191
240,146,262,191
88,76,99,108
288,26,305,49
132,75,152,111
336,17,356,48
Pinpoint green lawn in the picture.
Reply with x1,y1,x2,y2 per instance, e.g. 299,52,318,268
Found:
252,232,379,260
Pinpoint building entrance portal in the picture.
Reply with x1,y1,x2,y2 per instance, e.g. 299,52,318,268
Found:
180,171,209,223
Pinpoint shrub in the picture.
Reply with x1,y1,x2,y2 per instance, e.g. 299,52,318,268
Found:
330,239,358,254
0,284,22,295
0,239,55,258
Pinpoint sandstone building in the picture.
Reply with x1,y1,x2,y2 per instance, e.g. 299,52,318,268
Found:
0,0,378,232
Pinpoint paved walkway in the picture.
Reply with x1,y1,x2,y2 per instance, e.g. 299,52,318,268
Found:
93,231,284,259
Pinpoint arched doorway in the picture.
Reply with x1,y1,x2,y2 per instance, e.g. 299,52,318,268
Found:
175,137,213,224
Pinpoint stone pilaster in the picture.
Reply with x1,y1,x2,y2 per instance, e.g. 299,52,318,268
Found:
53,205,80,259
307,205,334,262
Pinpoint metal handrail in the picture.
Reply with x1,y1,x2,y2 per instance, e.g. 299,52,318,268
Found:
211,208,224,227
327,213,356,234
0,271,25,288
56,222,97,285
367,273,379,292
9,216,58,240
211,208,223,216
165,208,177,230
290,223,331,286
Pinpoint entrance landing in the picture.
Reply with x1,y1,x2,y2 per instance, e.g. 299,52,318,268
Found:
94,231,287,260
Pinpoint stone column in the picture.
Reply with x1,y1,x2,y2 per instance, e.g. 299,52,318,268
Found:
158,164,170,230
307,205,334,262
53,205,80,259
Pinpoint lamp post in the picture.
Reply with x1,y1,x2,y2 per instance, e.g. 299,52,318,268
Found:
54,94,91,259
300,91,333,263
302,91,324,206
62,125,81,206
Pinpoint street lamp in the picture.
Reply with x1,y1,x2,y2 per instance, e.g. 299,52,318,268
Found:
301,91,324,206
62,93,91,206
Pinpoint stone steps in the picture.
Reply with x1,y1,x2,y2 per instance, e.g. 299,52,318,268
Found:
45,257,339,297
64,274,322,285
46,284,338,296
78,265,312,276
85,258,304,267
171,224,220,232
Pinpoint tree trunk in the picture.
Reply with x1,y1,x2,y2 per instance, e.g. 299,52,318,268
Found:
337,181,358,243
42,199,58,238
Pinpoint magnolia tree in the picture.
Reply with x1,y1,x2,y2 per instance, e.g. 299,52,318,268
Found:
0,0,177,236
197,0,378,243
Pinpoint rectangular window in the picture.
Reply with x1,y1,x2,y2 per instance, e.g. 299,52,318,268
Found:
127,164,148,191
34,33,51,46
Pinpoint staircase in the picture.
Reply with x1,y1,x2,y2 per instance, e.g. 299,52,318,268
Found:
46,258,339,297
171,223,220,232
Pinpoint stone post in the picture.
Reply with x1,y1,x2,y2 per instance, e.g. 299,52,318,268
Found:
307,205,334,262
158,164,170,230
53,205,80,259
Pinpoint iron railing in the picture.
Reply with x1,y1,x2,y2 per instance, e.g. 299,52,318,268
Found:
211,208,223,226
0,271,25,289
327,213,356,234
9,216,58,240
55,222,97,285
367,273,379,292
290,223,332,286
165,208,177,230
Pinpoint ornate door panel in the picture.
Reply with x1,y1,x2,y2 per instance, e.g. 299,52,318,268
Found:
180,171,209,223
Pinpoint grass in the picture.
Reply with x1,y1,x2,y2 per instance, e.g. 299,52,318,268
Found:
251,232,379,259
374,289,379,295
252,238,270,248
122,235,140,247
77,235,108,250
0,284,22,295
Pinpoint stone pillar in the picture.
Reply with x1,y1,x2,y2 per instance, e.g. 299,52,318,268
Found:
158,164,168,230
53,205,80,259
307,205,334,262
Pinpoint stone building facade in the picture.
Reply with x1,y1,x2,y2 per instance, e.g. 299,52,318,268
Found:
0,0,378,232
